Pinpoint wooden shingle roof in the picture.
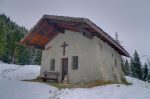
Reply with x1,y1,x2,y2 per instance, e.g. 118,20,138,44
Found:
20,15,130,57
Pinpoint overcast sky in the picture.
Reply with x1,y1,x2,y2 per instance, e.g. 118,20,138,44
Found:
0,0,150,63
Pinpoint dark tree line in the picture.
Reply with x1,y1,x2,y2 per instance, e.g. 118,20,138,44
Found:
122,51,149,81
115,32,149,81
0,14,41,65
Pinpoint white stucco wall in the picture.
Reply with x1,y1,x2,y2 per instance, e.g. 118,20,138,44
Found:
40,30,125,83
94,37,124,82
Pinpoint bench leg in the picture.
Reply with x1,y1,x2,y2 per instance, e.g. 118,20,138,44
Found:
43,78,47,82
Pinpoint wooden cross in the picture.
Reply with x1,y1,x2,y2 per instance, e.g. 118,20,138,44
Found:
61,42,68,56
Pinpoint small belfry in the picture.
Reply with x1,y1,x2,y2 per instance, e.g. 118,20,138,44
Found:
20,15,129,83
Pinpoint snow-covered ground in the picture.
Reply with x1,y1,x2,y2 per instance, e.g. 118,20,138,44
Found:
0,63,57,99
0,63,150,99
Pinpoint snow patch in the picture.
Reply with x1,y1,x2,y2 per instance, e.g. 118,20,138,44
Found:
0,63,57,99
0,63,150,99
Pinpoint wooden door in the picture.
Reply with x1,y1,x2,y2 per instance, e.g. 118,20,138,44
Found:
62,58,68,82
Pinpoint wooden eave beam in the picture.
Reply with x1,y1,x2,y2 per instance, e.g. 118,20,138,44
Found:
46,20,65,34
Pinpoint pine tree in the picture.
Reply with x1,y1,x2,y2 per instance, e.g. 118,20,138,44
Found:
121,58,126,73
143,63,148,81
114,32,127,75
115,32,122,44
130,58,135,77
33,49,42,65
131,50,143,80
124,59,130,75
115,32,119,43
0,22,6,59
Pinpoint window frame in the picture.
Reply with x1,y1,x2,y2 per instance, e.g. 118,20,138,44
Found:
72,56,78,70
50,59,55,71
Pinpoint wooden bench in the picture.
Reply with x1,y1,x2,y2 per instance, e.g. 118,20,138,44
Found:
42,71,60,82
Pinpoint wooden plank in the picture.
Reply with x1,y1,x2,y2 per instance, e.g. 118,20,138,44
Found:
47,21,65,33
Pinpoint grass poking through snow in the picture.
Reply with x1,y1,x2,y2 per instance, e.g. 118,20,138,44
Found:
24,77,130,89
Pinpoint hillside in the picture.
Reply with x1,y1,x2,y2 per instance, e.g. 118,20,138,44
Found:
0,63,150,99
0,14,41,65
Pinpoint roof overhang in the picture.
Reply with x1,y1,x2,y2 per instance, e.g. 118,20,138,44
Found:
20,15,130,57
